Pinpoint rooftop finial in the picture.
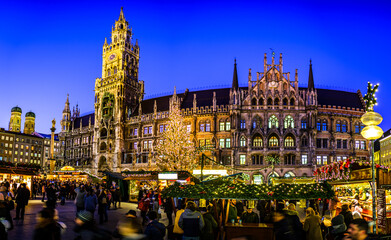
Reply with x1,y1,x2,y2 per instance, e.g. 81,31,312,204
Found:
119,7,125,20
308,59,315,91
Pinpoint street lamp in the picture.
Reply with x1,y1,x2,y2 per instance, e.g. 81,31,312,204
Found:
360,83,383,234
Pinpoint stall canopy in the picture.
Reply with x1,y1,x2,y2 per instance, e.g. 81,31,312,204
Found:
162,179,334,200
120,170,199,182
0,167,38,176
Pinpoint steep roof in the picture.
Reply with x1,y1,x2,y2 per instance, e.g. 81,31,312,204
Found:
72,113,95,129
137,87,364,115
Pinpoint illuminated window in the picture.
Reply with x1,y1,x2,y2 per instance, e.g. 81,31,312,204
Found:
239,155,246,165
317,156,322,165
253,137,263,147
268,136,279,147
336,121,341,132
284,136,295,147
284,116,294,128
134,128,138,136
219,139,225,148
200,122,205,132
205,121,211,132
240,120,246,129
186,125,191,133
301,119,307,129
322,121,328,131
240,137,246,147
219,122,225,131
301,155,308,165
226,121,231,131
226,139,231,148
268,115,279,128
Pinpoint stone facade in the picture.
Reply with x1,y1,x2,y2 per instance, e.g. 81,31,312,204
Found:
58,9,370,182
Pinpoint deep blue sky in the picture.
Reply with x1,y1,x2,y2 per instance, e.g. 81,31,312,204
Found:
1,0,391,133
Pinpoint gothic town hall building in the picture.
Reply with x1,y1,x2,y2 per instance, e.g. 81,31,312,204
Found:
58,9,369,183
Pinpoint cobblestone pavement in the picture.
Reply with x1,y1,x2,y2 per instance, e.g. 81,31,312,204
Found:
7,198,164,240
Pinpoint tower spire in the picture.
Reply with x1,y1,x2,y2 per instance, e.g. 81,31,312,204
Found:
232,58,239,90
308,59,315,91
119,7,125,20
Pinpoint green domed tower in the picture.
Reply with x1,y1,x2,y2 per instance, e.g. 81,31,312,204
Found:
24,111,36,134
9,106,22,132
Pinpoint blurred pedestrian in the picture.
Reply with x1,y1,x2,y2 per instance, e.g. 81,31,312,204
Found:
339,204,353,230
163,197,174,226
114,216,145,240
303,207,323,240
201,205,217,240
98,189,109,224
14,183,30,220
33,208,61,240
144,211,165,240
138,193,150,225
75,185,86,215
84,189,98,215
343,218,368,240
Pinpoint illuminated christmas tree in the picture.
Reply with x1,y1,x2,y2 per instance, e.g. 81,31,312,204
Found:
155,103,197,171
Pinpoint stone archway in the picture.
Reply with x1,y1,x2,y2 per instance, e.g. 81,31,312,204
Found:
98,156,110,171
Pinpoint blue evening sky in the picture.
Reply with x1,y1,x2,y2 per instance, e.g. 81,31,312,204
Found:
0,0,390,133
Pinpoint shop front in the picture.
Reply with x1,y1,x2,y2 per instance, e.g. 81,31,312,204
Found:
0,167,38,193
48,166,90,182
315,159,391,234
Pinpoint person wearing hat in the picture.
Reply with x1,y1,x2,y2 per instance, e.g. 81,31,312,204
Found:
74,210,96,239
241,207,259,223
327,214,347,240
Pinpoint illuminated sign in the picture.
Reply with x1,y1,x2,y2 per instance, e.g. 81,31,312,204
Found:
192,169,228,175
158,173,178,180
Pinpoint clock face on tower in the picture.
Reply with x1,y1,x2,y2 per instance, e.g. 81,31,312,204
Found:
268,81,278,88
109,54,116,61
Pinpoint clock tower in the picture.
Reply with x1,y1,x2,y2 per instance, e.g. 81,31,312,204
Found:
93,7,144,173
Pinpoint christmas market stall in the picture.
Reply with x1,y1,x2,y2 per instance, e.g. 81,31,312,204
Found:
48,166,96,182
314,159,391,234
162,178,334,240
122,170,197,202
0,161,40,194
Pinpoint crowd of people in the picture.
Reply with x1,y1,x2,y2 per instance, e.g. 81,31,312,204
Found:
0,179,379,240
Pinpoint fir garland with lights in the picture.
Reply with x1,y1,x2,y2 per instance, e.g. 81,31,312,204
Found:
363,82,379,111
162,179,334,200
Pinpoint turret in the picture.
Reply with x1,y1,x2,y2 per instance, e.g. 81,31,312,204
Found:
60,94,71,132
9,106,22,132
24,111,36,134
306,59,317,106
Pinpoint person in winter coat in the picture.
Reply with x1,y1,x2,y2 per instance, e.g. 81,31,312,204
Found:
241,207,259,223
284,203,305,240
326,214,347,240
303,207,323,240
173,204,185,240
235,200,244,218
46,184,57,208
227,199,238,223
339,204,353,229
0,201,10,240
113,186,121,209
75,185,86,215
138,193,150,225
33,208,61,240
144,211,166,240
14,183,30,220
201,205,217,240
74,210,98,240
178,201,204,240
163,197,174,226
84,189,98,215
98,189,109,224
273,210,299,240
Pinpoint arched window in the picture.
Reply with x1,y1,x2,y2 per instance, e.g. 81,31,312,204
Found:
268,115,279,128
205,120,211,132
284,136,295,147
226,120,231,131
251,98,257,105
267,98,273,106
322,120,328,131
199,121,205,132
268,135,279,147
301,119,307,129
100,128,107,138
114,67,117,74
283,98,288,106
284,115,294,128
301,137,308,147
100,142,107,151
342,121,347,132
114,36,117,43
284,171,295,177
252,121,256,129
317,119,321,131
355,123,360,133
240,136,246,147
274,98,280,105
107,69,111,77
336,120,341,132
259,98,264,105
267,172,279,185
290,98,295,106
253,136,263,147
219,120,225,131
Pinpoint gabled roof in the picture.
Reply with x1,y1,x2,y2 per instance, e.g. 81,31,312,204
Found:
72,113,95,129
315,88,364,109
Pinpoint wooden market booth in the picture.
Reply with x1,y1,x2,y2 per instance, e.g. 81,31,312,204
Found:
48,166,91,182
315,159,391,234
162,177,334,240
0,166,38,195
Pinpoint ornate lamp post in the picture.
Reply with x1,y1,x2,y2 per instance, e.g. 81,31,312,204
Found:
360,82,383,234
